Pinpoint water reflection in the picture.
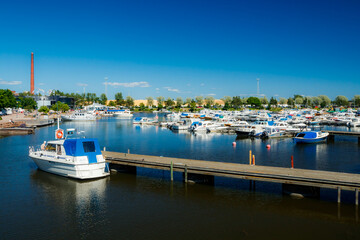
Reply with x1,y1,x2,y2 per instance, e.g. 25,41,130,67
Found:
30,171,108,221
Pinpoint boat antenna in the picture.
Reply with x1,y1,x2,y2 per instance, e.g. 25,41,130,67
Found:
57,117,60,130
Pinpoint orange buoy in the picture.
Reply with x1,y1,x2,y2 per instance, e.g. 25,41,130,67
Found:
56,129,64,139
232,142,236,147
266,144,271,149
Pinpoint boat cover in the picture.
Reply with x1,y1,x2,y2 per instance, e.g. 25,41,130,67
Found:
298,131,318,138
63,138,101,163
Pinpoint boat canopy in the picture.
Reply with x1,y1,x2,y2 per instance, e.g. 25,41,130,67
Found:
296,131,318,138
134,117,142,121
63,138,101,163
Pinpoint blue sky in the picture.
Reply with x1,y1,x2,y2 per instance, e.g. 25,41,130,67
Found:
0,0,359,100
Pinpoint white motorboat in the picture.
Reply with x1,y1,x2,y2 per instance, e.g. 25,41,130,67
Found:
61,112,97,121
113,109,133,119
294,131,329,143
133,117,157,125
29,124,110,179
260,126,287,139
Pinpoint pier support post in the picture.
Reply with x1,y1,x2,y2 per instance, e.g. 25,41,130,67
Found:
170,161,173,182
328,135,335,142
356,189,359,206
338,187,341,204
184,165,188,183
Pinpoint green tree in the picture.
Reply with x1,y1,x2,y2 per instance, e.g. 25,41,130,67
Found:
100,93,107,105
295,97,304,105
125,96,134,108
115,92,125,105
204,96,215,108
195,96,204,106
156,96,165,107
185,98,192,107
231,96,242,108
353,95,360,107
279,98,287,105
189,100,197,112
334,95,348,107
318,95,331,108
247,97,261,108
288,97,294,106
0,89,16,109
108,101,116,107
176,97,183,108
221,96,232,106
38,106,49,114
311,96,322,107
139,103,146,111
146,96,154,107
260,96,268,105
165,97,175,107
51,101,69,112
19,97,37,110
269,97,278,106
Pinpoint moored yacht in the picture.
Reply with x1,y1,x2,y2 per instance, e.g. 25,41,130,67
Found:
29,123,110,179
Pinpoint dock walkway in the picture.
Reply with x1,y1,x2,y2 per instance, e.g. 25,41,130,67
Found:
103,151,360,204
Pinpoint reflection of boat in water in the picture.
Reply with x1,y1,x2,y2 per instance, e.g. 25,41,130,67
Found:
29,124,110,179
294,131,329,143
30,170,108,210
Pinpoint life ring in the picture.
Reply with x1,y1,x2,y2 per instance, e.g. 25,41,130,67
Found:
56,129,63,139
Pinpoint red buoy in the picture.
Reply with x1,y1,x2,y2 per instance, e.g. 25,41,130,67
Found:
266,144,271,149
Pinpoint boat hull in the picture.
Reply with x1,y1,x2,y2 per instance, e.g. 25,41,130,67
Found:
30,156,109,179
294,136,327,144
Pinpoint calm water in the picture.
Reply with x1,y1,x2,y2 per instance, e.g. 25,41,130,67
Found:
1,113,360,239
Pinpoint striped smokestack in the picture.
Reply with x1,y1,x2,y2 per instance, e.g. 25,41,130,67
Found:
31,52,34,94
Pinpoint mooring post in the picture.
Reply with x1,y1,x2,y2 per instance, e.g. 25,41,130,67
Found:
184,165,188,183
338,187,341,204
249,150,252,165
291,155,294,169
128,149,130,154
252,155,255,165
356,188,359,206
170,161,173,181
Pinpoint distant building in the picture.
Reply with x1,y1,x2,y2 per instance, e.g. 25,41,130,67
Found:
30,95,75,109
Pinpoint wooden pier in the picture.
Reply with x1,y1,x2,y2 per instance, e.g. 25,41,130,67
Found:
103,151,360,205
326,130,360,142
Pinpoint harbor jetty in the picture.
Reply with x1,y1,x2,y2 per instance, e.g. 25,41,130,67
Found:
0,121,34,135
103,150,360,205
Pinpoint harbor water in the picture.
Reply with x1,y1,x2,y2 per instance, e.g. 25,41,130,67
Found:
1,113,360,239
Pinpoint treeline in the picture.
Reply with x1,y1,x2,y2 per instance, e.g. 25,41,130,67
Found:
0,89,37,110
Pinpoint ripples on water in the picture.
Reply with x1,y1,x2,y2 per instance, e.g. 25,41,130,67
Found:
0,113,359,239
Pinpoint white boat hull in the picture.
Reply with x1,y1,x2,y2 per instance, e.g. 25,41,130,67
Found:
30,155,109,179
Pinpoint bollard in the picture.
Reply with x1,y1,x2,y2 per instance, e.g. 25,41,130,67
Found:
128,149,130,154
338,187,341,204
184,165,188,183
170,161,174,181
291,155,294,169
252,155,255,165
103,146,106,151
249,150,252,165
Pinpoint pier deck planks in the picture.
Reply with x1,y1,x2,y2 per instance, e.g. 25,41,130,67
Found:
103,151,360,191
